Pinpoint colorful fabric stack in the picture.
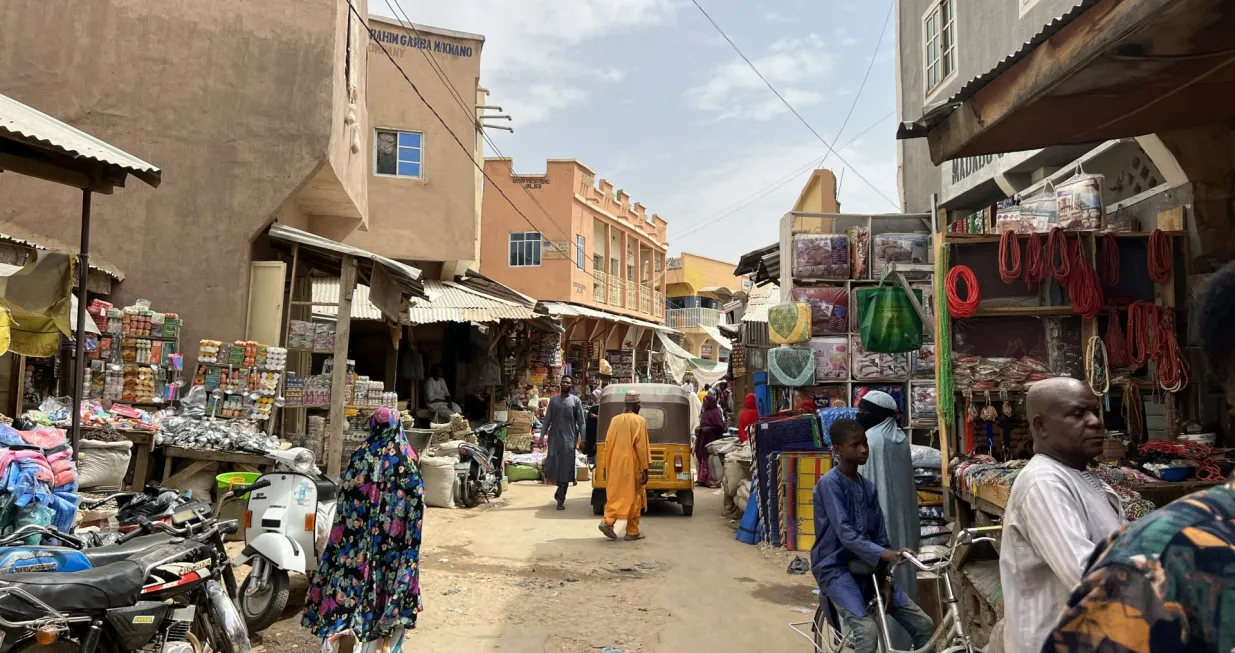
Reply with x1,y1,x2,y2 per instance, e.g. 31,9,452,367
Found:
779,452,833,551
751,413,826,545
951,456,1157,521
818,407,857,446
0,424,79,539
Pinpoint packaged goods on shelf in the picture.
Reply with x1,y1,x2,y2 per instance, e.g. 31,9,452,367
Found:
198,340,222,364
791,286,849,334
872,233,930,275
313,323,336,352
289,320,314,350
1055,173,1105,230
851,339,909,380
846,226,870,279
1019,191,1059,232
807,337,850,381
910,385,938,424
87,299,112,333
853,385,905,418
912,344,936,378
284,374,305,404
792,233,850,280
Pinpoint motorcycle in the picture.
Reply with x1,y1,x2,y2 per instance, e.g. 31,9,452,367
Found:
76,489,212,547
455,422,508,508
0,518,251,653
230,448,336,633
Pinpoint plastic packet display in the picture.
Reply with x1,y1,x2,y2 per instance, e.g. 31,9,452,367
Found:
791,286,849,334
1055,173,1105,230
792,233,850,280
808,337,850,382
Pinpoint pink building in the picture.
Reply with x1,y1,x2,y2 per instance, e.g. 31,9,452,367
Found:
480,158,668,324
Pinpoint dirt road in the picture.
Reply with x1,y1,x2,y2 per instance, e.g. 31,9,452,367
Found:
256,482,818,653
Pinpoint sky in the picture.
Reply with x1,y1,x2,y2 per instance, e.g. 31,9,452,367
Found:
376,0,901,263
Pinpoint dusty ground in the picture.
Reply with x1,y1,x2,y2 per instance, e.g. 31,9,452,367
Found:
250,482,819,652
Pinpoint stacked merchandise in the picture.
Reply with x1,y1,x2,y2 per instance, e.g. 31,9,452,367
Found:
951,455,1156,521
351,378,393,409
288,320,336,351
749,412,824,546
193,340,287,420
0,424,79,540
911,445,944,517
79,401,160,431
505,410,536,453
778,452,833,551
527,330,563,395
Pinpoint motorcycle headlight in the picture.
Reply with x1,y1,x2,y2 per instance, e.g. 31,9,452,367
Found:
291,449,316,474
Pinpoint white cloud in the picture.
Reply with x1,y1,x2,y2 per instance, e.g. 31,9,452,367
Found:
381,0,674,124
687,34,837,121
765,11,792,22
661,131,900,260
596,68,628,83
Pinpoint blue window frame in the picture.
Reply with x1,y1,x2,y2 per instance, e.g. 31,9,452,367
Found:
375,129,423,178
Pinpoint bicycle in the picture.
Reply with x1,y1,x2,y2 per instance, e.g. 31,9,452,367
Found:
790,526,1002,653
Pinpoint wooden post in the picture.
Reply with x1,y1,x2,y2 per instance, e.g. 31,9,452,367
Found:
327,255,357,477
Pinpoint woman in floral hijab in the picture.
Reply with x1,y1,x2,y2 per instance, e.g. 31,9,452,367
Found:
303,406,425,649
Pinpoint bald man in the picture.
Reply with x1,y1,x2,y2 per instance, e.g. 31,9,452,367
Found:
999,377,1126,653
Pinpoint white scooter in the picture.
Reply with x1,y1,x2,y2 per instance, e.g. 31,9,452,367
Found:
231,447,337,633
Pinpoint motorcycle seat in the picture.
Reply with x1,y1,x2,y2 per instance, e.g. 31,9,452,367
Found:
0,560,145,617
81,533,175,568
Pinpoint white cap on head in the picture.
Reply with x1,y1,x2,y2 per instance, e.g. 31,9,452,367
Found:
861,390,897,411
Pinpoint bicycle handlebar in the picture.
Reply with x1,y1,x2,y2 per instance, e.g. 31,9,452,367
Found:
896,531,1001,571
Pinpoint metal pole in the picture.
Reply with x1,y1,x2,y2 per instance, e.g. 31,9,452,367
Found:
71,189,91,459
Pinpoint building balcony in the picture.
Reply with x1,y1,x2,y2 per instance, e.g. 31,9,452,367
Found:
654,291,664,319
593,277,606,304
639,286,651,314
626,280,638,310
666,307,725,331
608,274,622,306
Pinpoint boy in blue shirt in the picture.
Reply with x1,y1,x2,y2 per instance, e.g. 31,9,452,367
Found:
810,418,933,653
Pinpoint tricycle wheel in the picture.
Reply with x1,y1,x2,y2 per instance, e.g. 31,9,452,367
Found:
591,488,606,515
679,490,694,516
239,567,289,634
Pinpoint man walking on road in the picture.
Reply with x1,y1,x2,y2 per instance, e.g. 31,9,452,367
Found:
999,377,1126,653
599,390,651,541
544,376,585,510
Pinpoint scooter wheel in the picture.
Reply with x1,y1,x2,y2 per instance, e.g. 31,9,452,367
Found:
239,568,290,634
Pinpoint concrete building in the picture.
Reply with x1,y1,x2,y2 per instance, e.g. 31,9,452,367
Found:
896,0,1189,225
664,253,749,361
0,0,371,352
343,16,486,276
479,158,668,325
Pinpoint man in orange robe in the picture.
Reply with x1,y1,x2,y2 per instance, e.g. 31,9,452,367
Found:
598,390,651,541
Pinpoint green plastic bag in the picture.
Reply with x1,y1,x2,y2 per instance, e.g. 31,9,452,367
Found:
856,270,924,354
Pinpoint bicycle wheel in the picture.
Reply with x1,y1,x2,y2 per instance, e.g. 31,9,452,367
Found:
812,604,846,653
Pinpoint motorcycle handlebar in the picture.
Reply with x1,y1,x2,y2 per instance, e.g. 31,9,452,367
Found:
0,525,86,549
227,479,272,499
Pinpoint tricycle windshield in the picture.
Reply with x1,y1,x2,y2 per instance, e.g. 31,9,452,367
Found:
596,383,691,445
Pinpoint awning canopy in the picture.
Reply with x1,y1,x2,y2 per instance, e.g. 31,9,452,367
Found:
699,324,733,352
0,93,161,192
733,243,779,287
311,277,543,326
540,301,676,334
268,223,426,324
656,331,728,385
0,252,99,357
900,0,1235,164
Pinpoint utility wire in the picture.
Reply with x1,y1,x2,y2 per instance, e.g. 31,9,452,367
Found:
671,110,895,241
353,2,616,286
381,0,660,287
818,0,894,169
687,0,899,210
378,1,587,273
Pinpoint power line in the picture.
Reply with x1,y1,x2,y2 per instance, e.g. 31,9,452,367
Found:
671,111,894,241
687,0,899,210
353,2,614,287
380,0,621,282
818,0,895,169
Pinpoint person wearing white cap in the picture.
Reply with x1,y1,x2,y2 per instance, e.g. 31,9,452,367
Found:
855,389,919,649
598,390,651,542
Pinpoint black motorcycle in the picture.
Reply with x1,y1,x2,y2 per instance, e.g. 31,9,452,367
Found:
456,422,508,508
0,517,250,653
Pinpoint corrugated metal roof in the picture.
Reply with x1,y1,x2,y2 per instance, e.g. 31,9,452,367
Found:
312,277,539,324
0,228,124,280
741,284,780,324
0,93,161,187
268,224,425,306
408,279,539,324
900,1,1098,139
540,301,676,333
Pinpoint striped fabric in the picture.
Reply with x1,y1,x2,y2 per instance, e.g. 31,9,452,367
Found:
999,455,1127,653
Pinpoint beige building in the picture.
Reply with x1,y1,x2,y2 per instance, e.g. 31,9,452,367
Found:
0,0,371,351
664,253,749,360
344,17,486,275
0,1,495,350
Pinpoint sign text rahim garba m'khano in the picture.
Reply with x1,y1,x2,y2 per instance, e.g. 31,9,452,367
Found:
369,28,475,59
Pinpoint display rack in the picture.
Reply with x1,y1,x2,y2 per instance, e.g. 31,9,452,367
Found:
775,212,939,441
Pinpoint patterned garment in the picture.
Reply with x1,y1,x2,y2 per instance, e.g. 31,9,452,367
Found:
1044,479,1235,653
302,407,425,642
